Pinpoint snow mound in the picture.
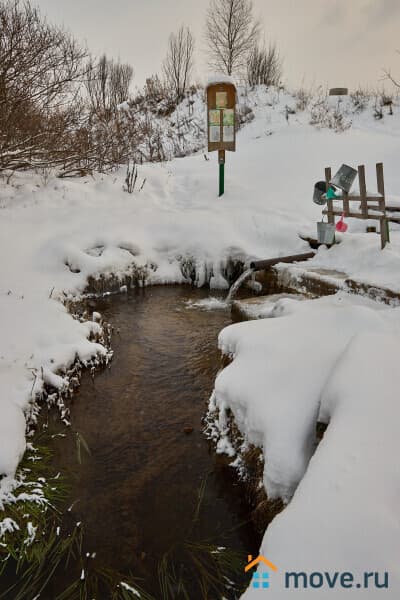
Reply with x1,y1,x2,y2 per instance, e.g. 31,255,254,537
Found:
210,293,400,597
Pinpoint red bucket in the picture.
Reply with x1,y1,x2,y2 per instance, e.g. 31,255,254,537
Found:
336,213,348,232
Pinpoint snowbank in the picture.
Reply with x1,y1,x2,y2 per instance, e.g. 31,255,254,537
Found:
210,293,400,597
307,233,400,292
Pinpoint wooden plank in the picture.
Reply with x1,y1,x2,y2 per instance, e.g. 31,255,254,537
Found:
323,195,383,203
325,167,334,224
331,195,384,202
368,205,387,211
322,209,383,219
348,192,383,199
322,208,385,216
386,205,400,212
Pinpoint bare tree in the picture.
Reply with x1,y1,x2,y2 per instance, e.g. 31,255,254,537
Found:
382,49,400,88
0,1,199,177
0,1,87,112
0,0,88,172
85,54,133,117
163,26,194,102
204,0,260,76
247,41,282,87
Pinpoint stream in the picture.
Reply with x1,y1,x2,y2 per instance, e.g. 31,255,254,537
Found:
21,286,261,599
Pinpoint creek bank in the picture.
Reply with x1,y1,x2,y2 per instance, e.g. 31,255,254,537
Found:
254,261,400,305
206,284,400,599
206,261,400,552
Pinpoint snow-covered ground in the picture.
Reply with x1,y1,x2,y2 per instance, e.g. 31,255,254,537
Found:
1,85,400,594
212,293,400,598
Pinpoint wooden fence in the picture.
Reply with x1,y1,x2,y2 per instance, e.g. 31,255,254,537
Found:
323,163,389,249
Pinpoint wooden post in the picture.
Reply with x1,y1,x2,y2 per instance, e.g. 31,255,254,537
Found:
375,163,389,248
376,163,385,211
379,216,389,249
358,165,368,218
325,167,334,224
343,191,349,216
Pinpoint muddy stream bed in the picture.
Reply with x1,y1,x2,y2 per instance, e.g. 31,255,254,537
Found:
4,286,262,599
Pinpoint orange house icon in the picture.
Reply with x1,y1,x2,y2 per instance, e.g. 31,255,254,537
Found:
244,555,278,573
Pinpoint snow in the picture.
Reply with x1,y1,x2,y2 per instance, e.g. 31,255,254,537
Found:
120,581,141,597
307,234,400,292
205,73,236,87
0,290,106,476
213,293,395,500
0,518,19,537
211,293,400,598
25,521,37,546
117,100,130,112
1,85,400,592
185,297,228,311
233,293,305,319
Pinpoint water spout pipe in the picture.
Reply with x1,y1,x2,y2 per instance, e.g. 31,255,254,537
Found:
250,252,315,271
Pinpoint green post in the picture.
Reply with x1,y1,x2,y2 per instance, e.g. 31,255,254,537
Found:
219,162,225,196
218,149,225,197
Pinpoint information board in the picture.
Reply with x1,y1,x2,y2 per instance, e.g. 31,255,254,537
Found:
206,82,236,153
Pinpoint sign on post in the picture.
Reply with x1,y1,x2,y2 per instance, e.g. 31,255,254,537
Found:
206,81,236,196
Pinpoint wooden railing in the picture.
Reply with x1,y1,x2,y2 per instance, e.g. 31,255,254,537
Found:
323,163,389,249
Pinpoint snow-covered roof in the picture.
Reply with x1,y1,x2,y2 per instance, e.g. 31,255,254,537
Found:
205,73,236,88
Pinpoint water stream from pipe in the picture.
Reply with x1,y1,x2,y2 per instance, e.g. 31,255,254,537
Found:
225,268,255,305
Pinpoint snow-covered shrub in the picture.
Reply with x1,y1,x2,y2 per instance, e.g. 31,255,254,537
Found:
378,93,394,116
309,97,352,132
350,88,369,112
373,99,384,120
132,75,177,117
237,103,255,126
381,93,394,107
294,87,312,111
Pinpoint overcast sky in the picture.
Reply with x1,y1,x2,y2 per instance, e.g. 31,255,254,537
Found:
35,0,400,92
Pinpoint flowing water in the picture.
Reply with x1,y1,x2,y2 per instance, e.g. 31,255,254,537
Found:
225,269,255,305
4,286,260,599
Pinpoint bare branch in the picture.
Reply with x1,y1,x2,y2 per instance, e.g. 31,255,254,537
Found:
247,41,283,86
163,26,195,102
85,54,133,117
382,69,400,88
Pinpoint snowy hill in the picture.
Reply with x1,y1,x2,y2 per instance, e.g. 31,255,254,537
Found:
118,84,400,164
